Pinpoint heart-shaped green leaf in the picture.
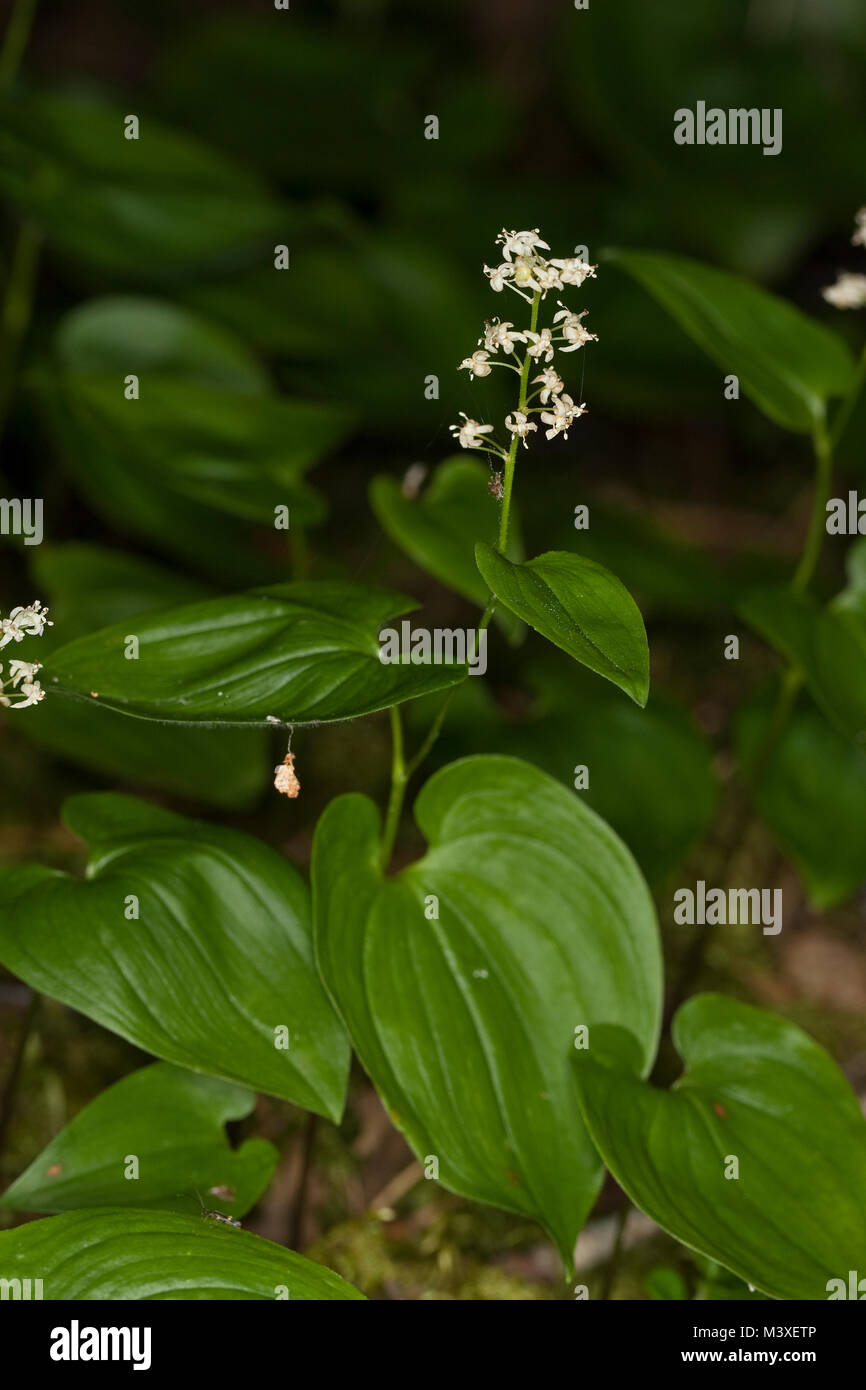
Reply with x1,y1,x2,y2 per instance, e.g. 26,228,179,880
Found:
0,1064,276,1217
475,544,649,705
0,1210,363,1300
23,544,269,807
608,249,855,432
370,457,523,638
312,755,662,1269
572,994,866,1300
45,582,467,726
0,795,349,1120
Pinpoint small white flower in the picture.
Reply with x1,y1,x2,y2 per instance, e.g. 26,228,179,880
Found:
512,255,545,292
852,208,866,248
0,600,53,650
532,367,565,404
459,349,493,378
505,411,537,447
482,319,526,353
450,413,496,450
822,272,866,310
0,659,45,709
550,257,598,287
540,393,587,441
554,303,598,352
524,328,555,362
533,262,564,295
496,228,550,262
484,262,514,292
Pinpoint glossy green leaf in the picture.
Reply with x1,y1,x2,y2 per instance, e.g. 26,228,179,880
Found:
0,1063,276,1217
573,995,866,1300
46,582,467,726
21,545,269,808
475,543,650,705
0,795,349,1120
737,690,866,908
607,249,855,432
370,457,523,638
0,1210,363,1300
0,92,287,279
313,755,662,1269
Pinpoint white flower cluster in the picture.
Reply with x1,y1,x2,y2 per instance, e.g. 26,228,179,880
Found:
0,601,52,710
823,208,866,310
452,229,596,464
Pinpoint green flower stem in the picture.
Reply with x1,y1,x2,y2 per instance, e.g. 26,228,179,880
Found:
0,0,38,88
380,291,540,867
497,290,540,553
830,342,866,451
380,704,407,870
403,597,496,785
791,415,833,594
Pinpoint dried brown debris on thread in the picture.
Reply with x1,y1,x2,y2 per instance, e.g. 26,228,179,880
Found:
274,750,301,798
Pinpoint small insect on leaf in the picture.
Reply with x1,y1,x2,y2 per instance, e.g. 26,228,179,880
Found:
194,1189,242,1228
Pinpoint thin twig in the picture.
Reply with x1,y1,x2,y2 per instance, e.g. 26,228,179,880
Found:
0,990,38,1164
288,1113,318,1250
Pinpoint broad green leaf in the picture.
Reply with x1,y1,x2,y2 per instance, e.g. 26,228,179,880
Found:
0,1210,363,1300
370,457,523,639
0,92,287,279
41,371,338,528
46,582,467,726
607,249,855,432
0,795,349,1121
0,1063,276,1217
740,585,866,744
20,545,269,808
475,543,650,705
55,297,269,393
573,995,866,1300
737,689,866,908
312,755,662,1269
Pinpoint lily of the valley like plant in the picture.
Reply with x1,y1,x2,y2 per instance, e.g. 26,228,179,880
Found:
2,193,866,1310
